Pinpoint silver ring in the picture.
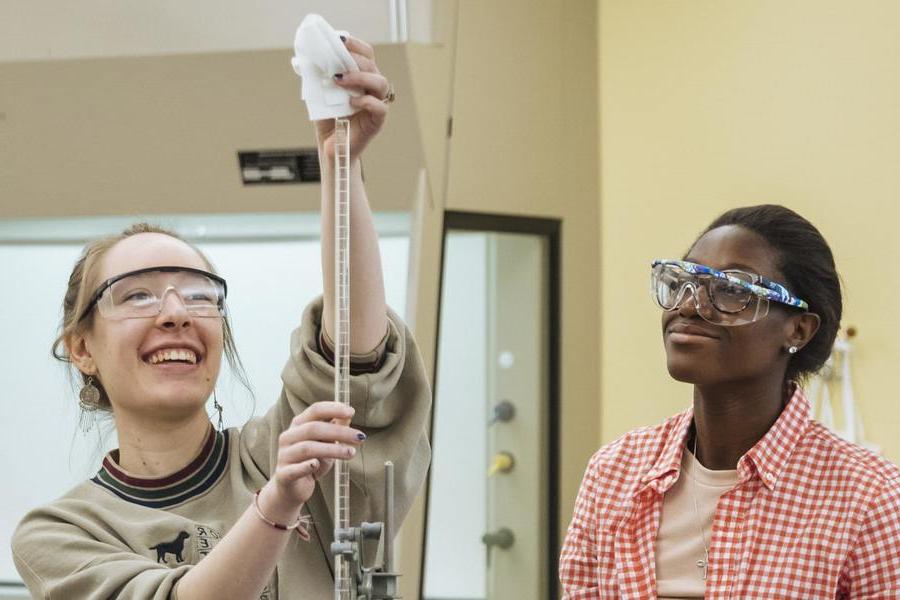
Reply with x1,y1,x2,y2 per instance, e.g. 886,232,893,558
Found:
382,84,396,104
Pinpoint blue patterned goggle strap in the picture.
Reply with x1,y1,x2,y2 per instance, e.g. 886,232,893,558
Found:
652,259,809,310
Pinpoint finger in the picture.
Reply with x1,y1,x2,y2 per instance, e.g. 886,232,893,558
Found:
275,458,320,482
343,36,375,60
335,71,389,100
347,51,377,74
279,421,367,447
280,440,357,464
313,457,334,480
291,402,354,427
331,416,352,429
350,95,389,123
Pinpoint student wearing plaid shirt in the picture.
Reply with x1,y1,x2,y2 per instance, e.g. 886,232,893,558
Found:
560,205,900,599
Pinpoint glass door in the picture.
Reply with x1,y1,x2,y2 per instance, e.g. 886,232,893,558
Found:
422,212,560,600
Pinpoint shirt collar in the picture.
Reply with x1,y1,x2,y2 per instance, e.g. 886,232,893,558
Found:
638,386,811,495
92,423,230,508
740,386,811,490
638,410,694,494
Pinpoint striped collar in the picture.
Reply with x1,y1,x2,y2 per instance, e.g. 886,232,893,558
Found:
92,424,229,509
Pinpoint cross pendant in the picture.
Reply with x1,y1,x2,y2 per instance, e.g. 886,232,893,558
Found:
696,550,709,580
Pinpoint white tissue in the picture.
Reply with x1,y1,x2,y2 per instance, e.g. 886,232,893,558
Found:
291,14,362,121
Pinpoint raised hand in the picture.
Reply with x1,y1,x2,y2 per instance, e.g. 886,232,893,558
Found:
316,36,392,162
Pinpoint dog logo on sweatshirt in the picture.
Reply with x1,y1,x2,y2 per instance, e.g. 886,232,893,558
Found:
149,531,191,564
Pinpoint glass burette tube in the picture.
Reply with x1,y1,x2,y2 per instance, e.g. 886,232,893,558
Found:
333,117,353,600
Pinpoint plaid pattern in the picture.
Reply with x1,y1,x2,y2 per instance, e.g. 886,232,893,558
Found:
560,388,900,599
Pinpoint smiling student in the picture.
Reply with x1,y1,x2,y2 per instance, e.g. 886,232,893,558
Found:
11,37,430,600
560,205,900,599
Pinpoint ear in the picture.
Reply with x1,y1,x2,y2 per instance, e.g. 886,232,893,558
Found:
67,332,96,377
785,311,821,352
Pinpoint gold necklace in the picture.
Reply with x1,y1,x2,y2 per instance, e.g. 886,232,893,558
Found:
688,430,710,581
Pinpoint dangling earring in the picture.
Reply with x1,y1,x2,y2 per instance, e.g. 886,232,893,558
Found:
78,376,100,433
213,391,224,431
79,376,100,407
788,346,799,354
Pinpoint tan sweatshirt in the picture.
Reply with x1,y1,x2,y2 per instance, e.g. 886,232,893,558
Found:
11,298,431,600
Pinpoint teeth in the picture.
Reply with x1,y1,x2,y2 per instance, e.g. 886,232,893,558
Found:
148,349,198,365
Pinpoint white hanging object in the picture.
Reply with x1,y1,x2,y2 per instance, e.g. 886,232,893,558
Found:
808,329,878,453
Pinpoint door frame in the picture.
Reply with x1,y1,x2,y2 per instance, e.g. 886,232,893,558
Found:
420,210,562,600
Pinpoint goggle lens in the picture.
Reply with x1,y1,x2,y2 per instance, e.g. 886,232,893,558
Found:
651,263,769,326
99,270,225,320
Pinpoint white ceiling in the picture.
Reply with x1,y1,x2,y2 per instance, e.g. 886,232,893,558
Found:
0,0,432,63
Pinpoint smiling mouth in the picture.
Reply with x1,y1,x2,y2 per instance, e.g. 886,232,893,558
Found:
143,349,200,365
666,323,721,341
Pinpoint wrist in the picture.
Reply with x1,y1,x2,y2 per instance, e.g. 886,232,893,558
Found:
257,482,303,525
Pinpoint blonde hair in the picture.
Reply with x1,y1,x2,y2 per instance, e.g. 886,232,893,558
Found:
52,223,250,411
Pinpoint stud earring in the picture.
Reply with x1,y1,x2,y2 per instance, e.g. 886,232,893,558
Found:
788,346,799,354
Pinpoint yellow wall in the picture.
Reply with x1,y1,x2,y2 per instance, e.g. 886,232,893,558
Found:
599,0,900,461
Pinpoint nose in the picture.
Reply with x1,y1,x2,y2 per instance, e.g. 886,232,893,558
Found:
155,287,193,329
676,283,701,317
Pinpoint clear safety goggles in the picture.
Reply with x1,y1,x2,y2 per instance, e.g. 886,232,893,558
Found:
650,259,808,327
79,266,228,321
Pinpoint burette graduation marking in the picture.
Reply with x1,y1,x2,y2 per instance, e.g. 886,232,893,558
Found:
333,118,352,600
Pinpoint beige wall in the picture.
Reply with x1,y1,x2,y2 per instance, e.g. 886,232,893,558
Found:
0,46,426,218
443,0,600,546
599,0,900,462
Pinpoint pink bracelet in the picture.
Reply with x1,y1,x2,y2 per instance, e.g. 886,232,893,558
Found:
253,490,312,542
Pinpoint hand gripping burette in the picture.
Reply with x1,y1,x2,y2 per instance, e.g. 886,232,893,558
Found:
291,14,400,600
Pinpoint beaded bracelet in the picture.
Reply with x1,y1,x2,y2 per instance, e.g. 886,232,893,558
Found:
253,490,312,542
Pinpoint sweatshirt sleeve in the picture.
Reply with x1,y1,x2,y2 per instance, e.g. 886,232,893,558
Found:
11,506,191,600
239,295,431,530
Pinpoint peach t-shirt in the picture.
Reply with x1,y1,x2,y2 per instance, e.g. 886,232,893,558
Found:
656,447,739,599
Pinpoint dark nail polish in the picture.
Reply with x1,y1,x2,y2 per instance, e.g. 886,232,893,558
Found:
356,432,367,441
334,73,344,80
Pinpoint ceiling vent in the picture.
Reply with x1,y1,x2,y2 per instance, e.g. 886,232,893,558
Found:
238,148,320,184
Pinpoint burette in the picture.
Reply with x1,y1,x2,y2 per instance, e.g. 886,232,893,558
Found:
293,14,400,600
332,116,353,599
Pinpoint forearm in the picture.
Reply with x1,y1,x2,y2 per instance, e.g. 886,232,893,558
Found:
320,155,388,353
174,483,302,600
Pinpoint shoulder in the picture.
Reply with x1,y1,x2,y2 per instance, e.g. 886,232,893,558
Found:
579,411,688,502
12,481,105,556
801,420,900,499
589,411,687,472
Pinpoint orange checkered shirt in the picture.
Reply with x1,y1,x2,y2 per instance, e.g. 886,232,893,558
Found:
560,388,900,598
